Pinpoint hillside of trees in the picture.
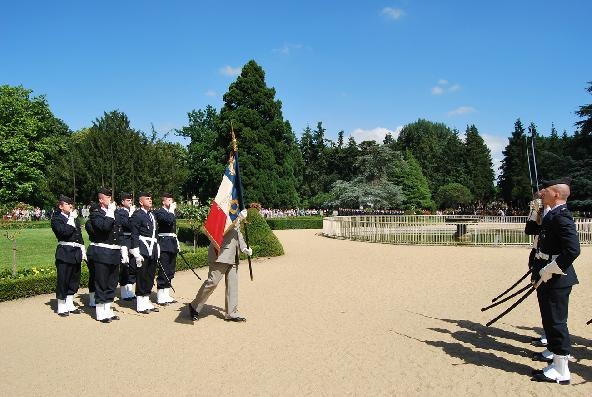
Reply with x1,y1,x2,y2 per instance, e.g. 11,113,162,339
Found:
0,64,590,212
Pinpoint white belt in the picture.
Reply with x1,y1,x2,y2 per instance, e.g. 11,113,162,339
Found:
535,252,559,261
58,241,87,259
139,236,158,255
89,242,121,250
158,233,180,250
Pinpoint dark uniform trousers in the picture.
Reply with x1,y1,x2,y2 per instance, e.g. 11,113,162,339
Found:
537,283,572,355
136,252,157,296
51,212,84,300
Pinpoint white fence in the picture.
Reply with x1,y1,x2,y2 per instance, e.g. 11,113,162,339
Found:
322,215,592,246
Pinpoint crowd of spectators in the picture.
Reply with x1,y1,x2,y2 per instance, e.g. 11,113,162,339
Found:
3,206,45,221
259,208,323,218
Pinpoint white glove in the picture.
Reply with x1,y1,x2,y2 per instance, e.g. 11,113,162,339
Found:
82,250,88,262
129,247,143,267
527,199,542,223
238,209,248,220
241,247,253,256
67,215,76,227
539,260,566,283
128,205,136,217
120,246,129,264
71,209,79,219
169,202,177,213
105,202,116,219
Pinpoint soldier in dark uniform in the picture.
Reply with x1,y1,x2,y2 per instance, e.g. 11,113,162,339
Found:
86,188,124,323
530,177,580,384
116,192,136,301
129,191,160,314
153,192,179,305
50,195,85,316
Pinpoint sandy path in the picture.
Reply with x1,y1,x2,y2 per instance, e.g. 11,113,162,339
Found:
1,229,591,396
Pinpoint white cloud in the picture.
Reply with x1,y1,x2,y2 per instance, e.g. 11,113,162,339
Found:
432,79,460,95
349,126,403,143
447,106,476,116
219,65,241,76
205,89,217,97
381,7,405,20
431,86,444,95
273,43,305,55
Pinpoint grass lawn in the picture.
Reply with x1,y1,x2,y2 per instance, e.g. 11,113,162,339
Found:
0,228,196,273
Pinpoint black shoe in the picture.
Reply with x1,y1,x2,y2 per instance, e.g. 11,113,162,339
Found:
58,312,69,317
69,308,82,314
123,297,134,301
531,368,544,375
224,316,246,322
150,307,159,312
531,372,570,385
100,318,112,323
157,302,170,306
138,309,150,314
532,352,553,362
110,315,120,321
187,304,199,321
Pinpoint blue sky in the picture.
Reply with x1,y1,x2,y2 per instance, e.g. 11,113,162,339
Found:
1,1,590,173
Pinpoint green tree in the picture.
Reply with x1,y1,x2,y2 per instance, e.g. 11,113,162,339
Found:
464,124,495,201
177,105,225,203
328,143,404,209
217,60,303,207
435,183,473,209
395,150,435,211
498,119,531,206
0,85,70,206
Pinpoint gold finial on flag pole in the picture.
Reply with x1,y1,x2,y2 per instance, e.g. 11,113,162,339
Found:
230,120,238,152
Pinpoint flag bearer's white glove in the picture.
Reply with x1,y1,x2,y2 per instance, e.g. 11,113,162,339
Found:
241,247,253,256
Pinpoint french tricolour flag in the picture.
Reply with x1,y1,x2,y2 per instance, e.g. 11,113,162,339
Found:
203,152,243,251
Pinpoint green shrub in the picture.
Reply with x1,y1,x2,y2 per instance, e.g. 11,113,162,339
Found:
243,209,284,257
265,216,322,230
177,248,209,270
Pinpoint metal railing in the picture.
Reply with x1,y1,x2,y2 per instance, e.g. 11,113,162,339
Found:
322,215,592,246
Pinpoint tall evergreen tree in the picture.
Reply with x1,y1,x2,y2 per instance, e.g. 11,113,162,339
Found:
395,150,435,210
498,119,531,206
464,124,495,201
217,60,303,207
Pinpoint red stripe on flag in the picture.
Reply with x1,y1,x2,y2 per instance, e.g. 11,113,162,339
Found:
203,201,228,251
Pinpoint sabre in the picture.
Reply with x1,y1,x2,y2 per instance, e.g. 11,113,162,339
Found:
486,280,542,327
529,131,540,192
156,259,175,293
481,283,532,312
178,251,202,280
490,268,532,302
587,318,592,325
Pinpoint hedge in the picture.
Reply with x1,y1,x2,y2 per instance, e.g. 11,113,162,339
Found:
264,216,322,230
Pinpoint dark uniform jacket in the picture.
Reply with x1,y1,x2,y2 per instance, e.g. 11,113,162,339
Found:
115,207,133,249
130,208,159,258
153,207,179,253
528,204,580,288
51,211,84,264
86,207,122,265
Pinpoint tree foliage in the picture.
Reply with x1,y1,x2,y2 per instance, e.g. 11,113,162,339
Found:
0,85,70,206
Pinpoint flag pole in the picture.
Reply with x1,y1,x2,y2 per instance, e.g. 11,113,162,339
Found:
231,121,253,281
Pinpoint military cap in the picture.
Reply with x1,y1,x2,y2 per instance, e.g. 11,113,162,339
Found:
137,191,152,198
98,187,112,196
120,192,132,201
161,192,174,198
58,194,74,205
541,177,572,188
